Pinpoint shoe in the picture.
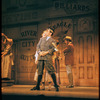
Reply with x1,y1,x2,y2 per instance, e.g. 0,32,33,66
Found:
66,85,74,88
54,85,59,92
55,87,59,91
31,86,40,90
57,85,59,87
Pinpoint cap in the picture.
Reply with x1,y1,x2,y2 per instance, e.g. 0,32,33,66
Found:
64,36,72,41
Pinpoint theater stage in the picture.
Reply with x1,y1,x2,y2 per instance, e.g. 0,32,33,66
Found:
1,85,99,100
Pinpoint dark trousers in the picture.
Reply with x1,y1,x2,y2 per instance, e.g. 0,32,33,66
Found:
36,60,58,88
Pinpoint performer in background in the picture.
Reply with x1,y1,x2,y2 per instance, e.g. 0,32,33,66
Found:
52,40,61,85
1,33,14,80
63,36,74,88
31,28,59,91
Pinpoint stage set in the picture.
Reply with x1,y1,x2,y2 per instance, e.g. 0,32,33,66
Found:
1,0,99,100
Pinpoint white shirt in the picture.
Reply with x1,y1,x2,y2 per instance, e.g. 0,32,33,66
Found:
46,36,50,41
35,51,38,61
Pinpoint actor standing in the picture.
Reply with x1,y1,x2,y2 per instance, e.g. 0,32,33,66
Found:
34,30,52,90
1,33,13,80
31,28,59,91
63,36,74,88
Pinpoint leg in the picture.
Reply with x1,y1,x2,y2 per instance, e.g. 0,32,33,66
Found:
66,65,74,88
44,61,59,91
31,60,44,90
56,73,59,85
45,70,52,91
31,75,42,90
50,73,59,87
46,71,52,91
55,58,60,85
41,68,46,90
67,73,73,86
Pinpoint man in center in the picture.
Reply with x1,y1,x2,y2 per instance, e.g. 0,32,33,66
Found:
31,28,59,91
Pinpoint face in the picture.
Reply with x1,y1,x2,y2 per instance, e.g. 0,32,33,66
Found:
42,31,47,37
64,40,68,44
46,29,52,37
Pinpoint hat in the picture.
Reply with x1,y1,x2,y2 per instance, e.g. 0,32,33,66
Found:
49,28,54,33
64,36,72,41
47,28,54,36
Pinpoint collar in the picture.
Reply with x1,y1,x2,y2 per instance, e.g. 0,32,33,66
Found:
46,36,51,41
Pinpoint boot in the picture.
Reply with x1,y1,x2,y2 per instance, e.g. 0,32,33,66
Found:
66,73,74,88
31,75,42,90
51,73,59,91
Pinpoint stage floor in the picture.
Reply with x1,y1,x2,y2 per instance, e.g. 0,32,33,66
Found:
1,85,99,100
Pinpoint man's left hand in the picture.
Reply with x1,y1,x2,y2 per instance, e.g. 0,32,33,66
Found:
39,51,49,56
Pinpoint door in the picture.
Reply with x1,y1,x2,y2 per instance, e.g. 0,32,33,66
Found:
74,33,97,86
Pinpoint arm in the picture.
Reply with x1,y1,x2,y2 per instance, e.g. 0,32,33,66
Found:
36,38,42,54
63,45,72,54
34,51,38,64
1,38,13,57
48,39,57,54
39,50,49,56
39,39,57,56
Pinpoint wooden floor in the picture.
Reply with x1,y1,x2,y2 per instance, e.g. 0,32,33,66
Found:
1,85,99,100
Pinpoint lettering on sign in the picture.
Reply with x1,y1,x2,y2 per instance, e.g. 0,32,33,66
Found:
20,54,35,61
20,30,37,37
54,2,89,12
22,41,35,47
50,21,71,31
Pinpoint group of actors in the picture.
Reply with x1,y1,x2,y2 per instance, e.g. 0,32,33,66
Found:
1,28,74,92
31,28,74,92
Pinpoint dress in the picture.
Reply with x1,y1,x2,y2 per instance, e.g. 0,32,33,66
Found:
1,37,13,79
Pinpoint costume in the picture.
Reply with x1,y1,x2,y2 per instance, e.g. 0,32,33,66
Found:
1,33,13,79
63,40,74,87
31,35,59,91
63,42,74,65
37,36,56,75
34,51,52,84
